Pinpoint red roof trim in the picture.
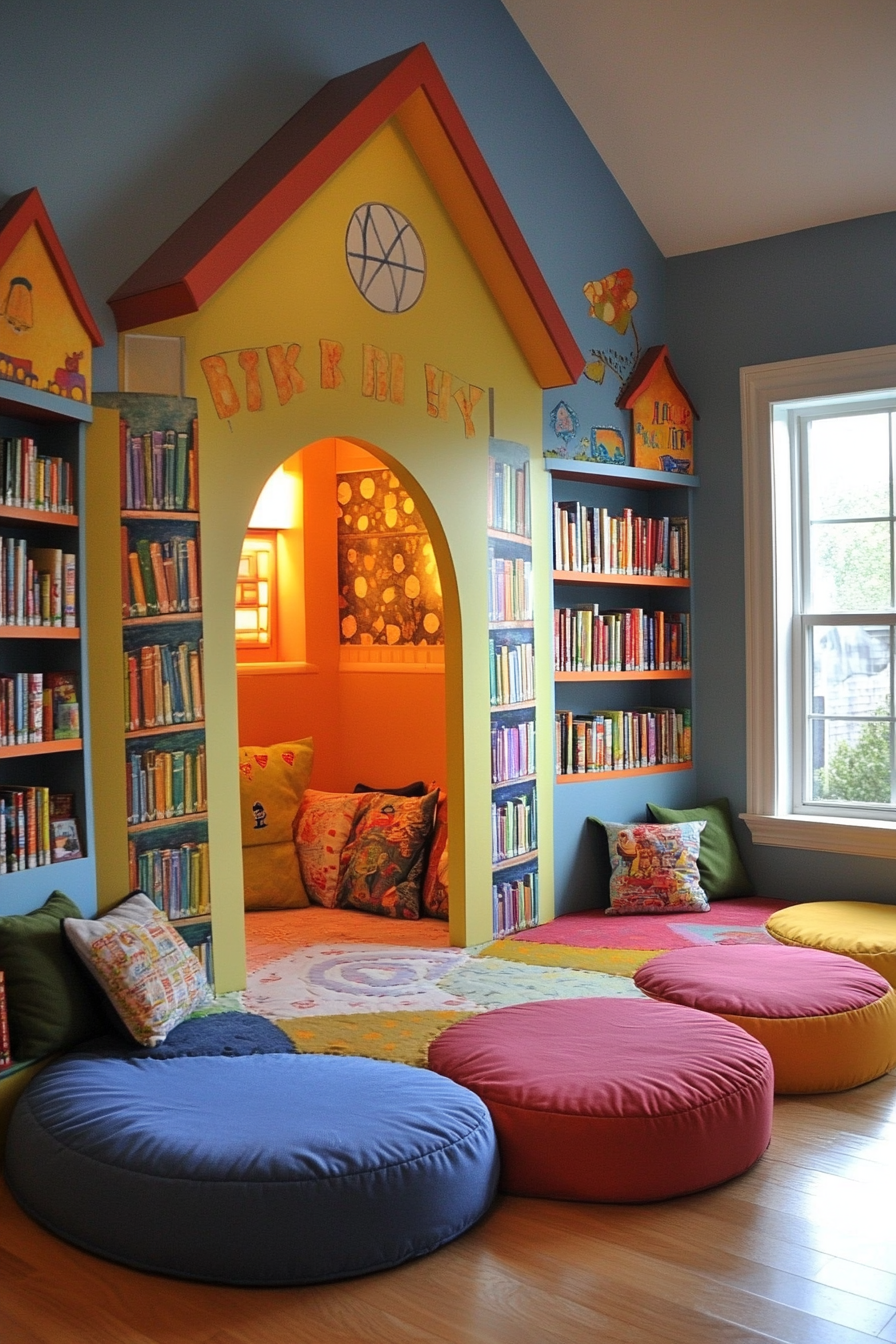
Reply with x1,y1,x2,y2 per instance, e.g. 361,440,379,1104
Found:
0,188,103,347
108,45,581,386
616,344,699,418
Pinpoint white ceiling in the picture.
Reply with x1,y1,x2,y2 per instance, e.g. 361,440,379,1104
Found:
502,0,896,256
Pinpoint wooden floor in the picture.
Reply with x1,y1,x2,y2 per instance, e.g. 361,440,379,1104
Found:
3,1072,896,1344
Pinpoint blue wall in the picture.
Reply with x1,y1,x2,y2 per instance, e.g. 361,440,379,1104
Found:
668,213,896,901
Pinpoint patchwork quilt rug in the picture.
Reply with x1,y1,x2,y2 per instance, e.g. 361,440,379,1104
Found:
510,897,788,951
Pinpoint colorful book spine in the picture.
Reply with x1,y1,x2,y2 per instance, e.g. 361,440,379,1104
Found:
121,422,197,513
128,839,211,919
492,870,538,939
487,455,530,537
553,607,690,672
126,745,207,824
491,719,536,783
553,502,689,578
554,708,691,774
488,638,535,706
491,789,538,863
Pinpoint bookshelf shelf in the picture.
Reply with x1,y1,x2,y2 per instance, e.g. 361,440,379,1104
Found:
553,570,689,588
0,626,80,639
125,720,205,741
122,510,199,521
171,914,211,927
490,698,536,713
489,620,533,631
487,528,531,546
128,810,208,835
545,460,699,491
492,772,536,790
0,505,78,528
0,738,82,759
555,670,691,682
492,848,539,873
556,763,693,784
123,612,202,628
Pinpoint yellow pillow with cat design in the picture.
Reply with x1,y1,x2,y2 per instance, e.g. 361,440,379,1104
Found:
239,738,313,908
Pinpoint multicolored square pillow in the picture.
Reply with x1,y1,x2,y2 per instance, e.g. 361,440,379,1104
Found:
293,789,363,907
239,737,314,909
421,789,449,919
601,820,709,916
63,892,211,1046
337,789,439,919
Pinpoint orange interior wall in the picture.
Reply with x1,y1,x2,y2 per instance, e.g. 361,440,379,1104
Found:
236,438,446,792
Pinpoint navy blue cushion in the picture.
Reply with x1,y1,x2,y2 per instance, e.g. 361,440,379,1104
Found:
6,1053,499,1285
76,1011,294,1061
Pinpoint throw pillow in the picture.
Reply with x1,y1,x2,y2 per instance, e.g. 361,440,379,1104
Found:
352,780,427,797
239,737,314,909
0,891,106,1059
421,789,449,919
600,820,709,916
337,789,439,919
646,798,755,899
293,789,363,907
64,892,211,1047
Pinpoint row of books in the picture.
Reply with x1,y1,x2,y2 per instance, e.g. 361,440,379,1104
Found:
488,552,533,622
553,501,689,578
129,840,211,920
489,638,535,706
493,870,538,939
0,971,10,1068
1,539,76,627
492,719,535,784
0,788,81,872
554,605,691,673
121,425,198,513
492,790,537,864
487,456,530,538
122,531,200,618
1,436,75,514
555,708,692,775
0,671,79,745
126,744,208,826
124,641,204,731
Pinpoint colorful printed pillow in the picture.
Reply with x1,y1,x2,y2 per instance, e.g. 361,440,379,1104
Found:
293,789,363,907
421,789,449,919
63,892,210,1046
239,737,314,909
337,789,439,920
600,820,709,916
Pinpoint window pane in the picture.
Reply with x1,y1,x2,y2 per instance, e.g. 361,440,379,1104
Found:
809,625,892,805
811,717,892,804
809,521,891,611
807,413,890,520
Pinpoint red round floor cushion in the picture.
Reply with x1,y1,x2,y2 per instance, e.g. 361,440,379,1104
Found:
428,998,773,1202
635,944,896,1094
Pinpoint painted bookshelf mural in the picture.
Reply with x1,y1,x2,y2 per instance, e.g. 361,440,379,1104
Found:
94,393,213,983
488,440,538,938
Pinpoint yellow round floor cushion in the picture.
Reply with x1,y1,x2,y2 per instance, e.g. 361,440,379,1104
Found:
767,901,896,988
239,738,314,909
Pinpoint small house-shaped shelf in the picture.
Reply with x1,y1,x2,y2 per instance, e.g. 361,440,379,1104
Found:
617,344,698,475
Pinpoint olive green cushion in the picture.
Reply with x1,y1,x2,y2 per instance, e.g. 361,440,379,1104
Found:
645,798,755,899
0,891,105,1060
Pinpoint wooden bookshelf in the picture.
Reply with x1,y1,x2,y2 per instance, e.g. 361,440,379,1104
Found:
127,810,208,835
556,762,693,784
492,848,539,873
492,772,536,789
553,570,690,588
0,626,80,639
0,504,77,527
123,611,202,628
0,738,82,759
121,510,199,521
490,698,536,713
125,720,205,741
487,528,531,546
555,670,691,682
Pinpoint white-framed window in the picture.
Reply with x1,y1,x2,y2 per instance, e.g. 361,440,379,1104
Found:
741,345,896,859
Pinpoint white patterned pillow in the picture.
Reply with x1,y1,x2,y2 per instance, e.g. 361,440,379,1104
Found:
64,892,210,1046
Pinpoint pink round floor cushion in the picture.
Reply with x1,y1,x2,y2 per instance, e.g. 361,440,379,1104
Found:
427,998,773,1202
634,945,896,1094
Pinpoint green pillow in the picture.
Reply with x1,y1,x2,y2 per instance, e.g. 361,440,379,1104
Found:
0,891,106,1060
645,798,755,899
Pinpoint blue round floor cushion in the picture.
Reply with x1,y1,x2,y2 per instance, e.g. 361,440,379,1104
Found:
6,1053,499,1285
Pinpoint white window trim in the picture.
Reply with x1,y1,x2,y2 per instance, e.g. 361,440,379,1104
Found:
741,343,896,860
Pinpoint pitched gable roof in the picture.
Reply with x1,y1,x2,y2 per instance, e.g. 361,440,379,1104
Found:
108,44,582,389
617,344,699,417
0,188,103,347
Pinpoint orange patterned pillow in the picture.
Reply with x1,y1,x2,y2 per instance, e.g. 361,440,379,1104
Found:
422,789,449,919
293,789,362,908
337,790,439,920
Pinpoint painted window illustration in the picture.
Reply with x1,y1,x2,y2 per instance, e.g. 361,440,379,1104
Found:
337,469,443,645
345,203,426,314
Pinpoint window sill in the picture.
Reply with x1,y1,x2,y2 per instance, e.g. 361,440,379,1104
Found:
742,812,896,860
